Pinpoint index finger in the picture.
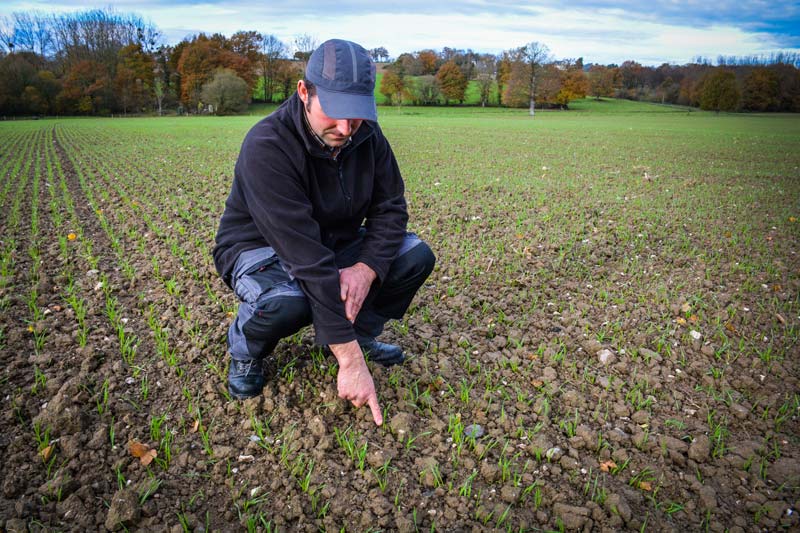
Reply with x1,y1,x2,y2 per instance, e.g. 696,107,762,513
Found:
367,392,383,426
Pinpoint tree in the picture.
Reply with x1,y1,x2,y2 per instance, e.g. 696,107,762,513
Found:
588,65,616,99
380,68,405,105
417,50,438,75
115,43,154,113
258,34,286,102
177,34,253,108
554,66,589,108
742,67,779,111
474,54,496,107
435,60,467,104
273,58,301,101
520,41,550,116
368,47,389,62
496,52,512,105
409,75,440,105
292,33,318,68
699,69,739,112
201,69,250,114
60,59,111,114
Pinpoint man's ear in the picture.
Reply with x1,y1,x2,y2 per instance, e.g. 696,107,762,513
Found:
297,80,308,105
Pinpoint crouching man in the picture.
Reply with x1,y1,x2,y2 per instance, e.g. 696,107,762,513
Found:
212,39,435,425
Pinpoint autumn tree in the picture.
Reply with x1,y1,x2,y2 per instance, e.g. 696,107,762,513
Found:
588,65,616,99
509,41,550,116
417,50,438,75
380,68,406,105
115,43,154,114
554,65,589,108
496,52,512,105
59,59,111,114
742,67,779,111
435,60,467,104
273,58,301,101
699,69,739,112
177,34,253,109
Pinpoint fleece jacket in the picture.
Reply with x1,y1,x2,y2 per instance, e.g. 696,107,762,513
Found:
213,93,408,345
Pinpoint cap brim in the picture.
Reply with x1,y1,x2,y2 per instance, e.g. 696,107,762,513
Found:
316,87,377,122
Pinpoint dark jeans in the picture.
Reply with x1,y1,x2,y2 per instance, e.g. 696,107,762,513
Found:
227,233,435,361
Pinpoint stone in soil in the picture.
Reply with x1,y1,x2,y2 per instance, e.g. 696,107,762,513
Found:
105,488,140,531
768,457,800,487
553,503,591,530
688,435,711,462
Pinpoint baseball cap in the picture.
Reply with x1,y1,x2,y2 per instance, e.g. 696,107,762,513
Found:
305,39,377,122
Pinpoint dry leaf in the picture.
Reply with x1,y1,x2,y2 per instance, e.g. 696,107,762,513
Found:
40,444,55,462
676,317,687,326
52,305,62,312
191,419,200,433
725,322,737,334
689,314,698,323
637,481,653,491
776,313,786,325
129,440,157,466
600,460,617,472
680,302,691,313
531,379,543,388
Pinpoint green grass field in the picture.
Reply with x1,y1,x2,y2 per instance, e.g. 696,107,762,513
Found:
1,99,798,531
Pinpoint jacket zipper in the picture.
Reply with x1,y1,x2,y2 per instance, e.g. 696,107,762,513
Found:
337,160,352,214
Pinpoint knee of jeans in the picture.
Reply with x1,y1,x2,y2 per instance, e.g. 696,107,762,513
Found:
251,296,311,334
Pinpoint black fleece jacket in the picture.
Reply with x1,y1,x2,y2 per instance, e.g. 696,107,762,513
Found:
213,93,408,345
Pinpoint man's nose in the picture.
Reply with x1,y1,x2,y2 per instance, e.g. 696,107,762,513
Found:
335,120,351,136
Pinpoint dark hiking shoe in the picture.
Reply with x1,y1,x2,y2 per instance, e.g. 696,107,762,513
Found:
359,340,405,367
228,358,266,399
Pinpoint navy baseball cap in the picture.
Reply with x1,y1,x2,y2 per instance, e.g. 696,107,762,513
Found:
305,39,377,122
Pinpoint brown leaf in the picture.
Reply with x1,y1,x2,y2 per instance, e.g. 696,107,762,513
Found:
776,313,786,325
725,322,737,334
680,302,691,313
129,440,157,466
40,444,55,462
676,317,687,326
637,481,653,491
689,314,698,323
599,460,617,472
191,419,200,433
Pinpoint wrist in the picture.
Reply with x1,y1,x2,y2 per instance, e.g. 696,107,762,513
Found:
354,262,377,283
329,340,364,369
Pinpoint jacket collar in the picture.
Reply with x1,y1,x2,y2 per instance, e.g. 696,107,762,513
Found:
288,93,374,161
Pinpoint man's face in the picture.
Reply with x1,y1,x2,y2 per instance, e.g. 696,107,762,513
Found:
299,81,362,148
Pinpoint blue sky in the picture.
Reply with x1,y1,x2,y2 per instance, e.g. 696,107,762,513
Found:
2,0,798,65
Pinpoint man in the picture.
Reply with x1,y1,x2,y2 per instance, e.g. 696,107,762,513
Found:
213,39,435,426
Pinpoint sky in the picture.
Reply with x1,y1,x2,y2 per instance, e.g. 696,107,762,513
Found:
2,0,799,65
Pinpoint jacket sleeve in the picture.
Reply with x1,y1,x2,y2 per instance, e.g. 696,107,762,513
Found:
357,128,409,282
236,136,356,346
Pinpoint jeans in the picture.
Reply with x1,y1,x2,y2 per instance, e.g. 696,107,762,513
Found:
227,232,435,361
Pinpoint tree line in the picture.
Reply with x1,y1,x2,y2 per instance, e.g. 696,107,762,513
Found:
1,8,798,116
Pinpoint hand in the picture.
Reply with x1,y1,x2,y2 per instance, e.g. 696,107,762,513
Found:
339,262,376,322
329,340,383,426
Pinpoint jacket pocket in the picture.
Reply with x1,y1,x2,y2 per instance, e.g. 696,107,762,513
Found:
235,257,296,305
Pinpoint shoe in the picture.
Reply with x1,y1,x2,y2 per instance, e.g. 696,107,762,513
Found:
359,339,405,367
228,358,265,399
